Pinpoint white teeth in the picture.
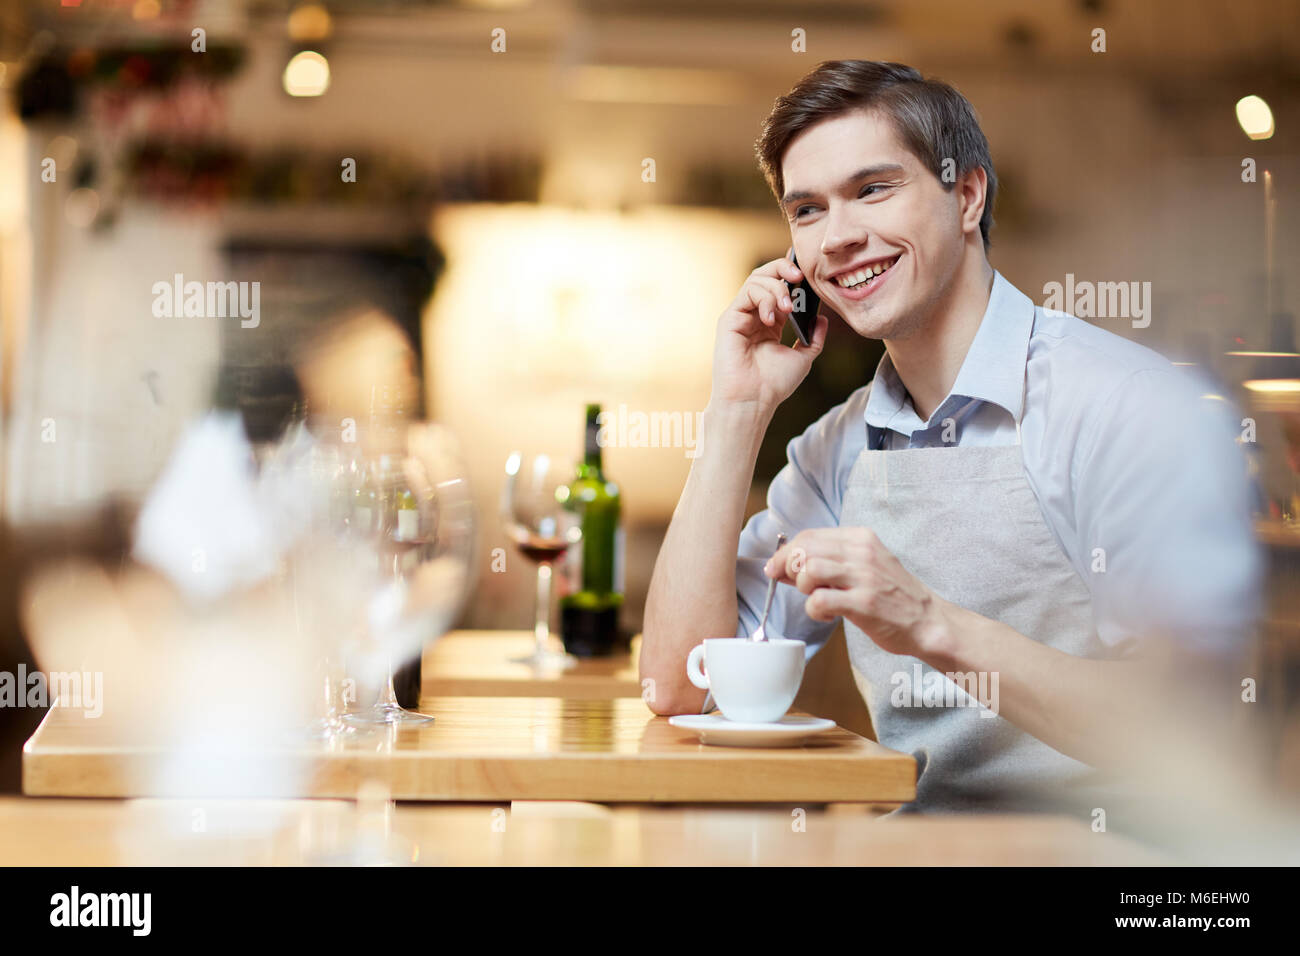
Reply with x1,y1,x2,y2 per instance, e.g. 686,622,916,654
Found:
835,256,897,288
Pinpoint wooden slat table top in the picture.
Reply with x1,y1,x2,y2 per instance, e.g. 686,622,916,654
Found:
421,630,642,698
0,797,1169,866
22,696,917,804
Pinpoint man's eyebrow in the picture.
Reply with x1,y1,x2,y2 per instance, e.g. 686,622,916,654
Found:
780,163,905,209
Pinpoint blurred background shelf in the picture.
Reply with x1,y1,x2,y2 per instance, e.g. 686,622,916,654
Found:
1257,519,1300,549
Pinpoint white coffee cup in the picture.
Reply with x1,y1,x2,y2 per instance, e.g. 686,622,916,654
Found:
686,638,806,723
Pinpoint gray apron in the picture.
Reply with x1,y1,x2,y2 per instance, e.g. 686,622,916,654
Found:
841,359,1127,816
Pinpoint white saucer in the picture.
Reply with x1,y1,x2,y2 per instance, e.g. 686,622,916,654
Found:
668,713,837,747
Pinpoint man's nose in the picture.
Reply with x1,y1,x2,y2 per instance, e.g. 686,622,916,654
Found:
820,202,869,260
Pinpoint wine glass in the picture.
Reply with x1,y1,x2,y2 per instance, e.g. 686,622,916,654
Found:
240,409,357,740
501,451,581,669
293,429,365,739
343,421,477,725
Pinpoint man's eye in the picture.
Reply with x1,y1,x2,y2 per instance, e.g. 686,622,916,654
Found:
794,185,887,218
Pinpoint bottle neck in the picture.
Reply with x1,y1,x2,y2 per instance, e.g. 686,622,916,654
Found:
582,412,602,475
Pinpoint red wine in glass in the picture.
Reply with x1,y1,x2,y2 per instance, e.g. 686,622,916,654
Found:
501,451,581,668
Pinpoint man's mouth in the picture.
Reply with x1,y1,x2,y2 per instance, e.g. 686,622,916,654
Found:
831,254,901,291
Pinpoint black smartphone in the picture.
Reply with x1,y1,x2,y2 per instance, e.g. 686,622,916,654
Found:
785,250,821,346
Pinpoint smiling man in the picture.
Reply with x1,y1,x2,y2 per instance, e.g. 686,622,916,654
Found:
640,60,1263,816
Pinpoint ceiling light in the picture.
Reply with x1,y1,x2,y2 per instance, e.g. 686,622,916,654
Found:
283,51,330,97
1236,95,1274,140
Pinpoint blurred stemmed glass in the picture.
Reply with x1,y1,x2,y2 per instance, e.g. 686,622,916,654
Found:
341,419,477,725
253,410,360,740
501,451,581,669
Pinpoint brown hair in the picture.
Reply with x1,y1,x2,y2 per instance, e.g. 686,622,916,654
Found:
755,60,997,249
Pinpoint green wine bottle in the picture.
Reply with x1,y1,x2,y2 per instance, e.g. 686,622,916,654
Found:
560,403,624,656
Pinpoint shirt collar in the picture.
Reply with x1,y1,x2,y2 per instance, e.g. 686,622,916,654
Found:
863,269,1036,434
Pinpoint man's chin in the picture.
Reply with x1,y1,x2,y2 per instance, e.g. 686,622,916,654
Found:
841,310,908,342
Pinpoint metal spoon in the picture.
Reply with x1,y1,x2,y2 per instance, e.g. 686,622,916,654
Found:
750,532,787,642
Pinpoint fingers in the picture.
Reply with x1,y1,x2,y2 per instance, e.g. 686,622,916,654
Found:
765,527,888,586
765,531,848,585
722,255,804,338
795,556,855,595
774,252,803,285
740,276,796,330
777,548,854,594
765,539,800,583
759,528,883,623
805,587,865,623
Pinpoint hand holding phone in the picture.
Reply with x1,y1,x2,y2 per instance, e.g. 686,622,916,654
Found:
784,248,822,347
709,251,828,412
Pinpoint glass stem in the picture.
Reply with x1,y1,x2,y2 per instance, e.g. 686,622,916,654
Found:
534,562,553,655
377,551,404,711
377,650,400,711
323,665,336,718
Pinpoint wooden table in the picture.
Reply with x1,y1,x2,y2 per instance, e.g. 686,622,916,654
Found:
23,696,916,804
0,797,1169,866
422,630,642,698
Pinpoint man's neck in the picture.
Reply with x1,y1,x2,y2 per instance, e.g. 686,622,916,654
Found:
884,256,995,423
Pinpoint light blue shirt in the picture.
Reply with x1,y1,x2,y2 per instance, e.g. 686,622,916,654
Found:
729,270,1264,691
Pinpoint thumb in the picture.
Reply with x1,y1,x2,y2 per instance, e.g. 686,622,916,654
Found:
794,312,830,356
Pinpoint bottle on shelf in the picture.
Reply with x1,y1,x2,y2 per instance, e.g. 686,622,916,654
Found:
559,403,625,656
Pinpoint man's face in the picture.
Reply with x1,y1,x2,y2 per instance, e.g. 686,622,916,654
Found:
779,108,973,341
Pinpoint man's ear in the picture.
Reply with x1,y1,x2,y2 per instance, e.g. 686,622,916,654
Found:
959,166,988,238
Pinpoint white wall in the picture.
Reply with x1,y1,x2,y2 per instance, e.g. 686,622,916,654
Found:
5,131,222,524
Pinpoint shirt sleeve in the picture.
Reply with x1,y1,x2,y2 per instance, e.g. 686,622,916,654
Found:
1072,365,1265,661
734,403,856,655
